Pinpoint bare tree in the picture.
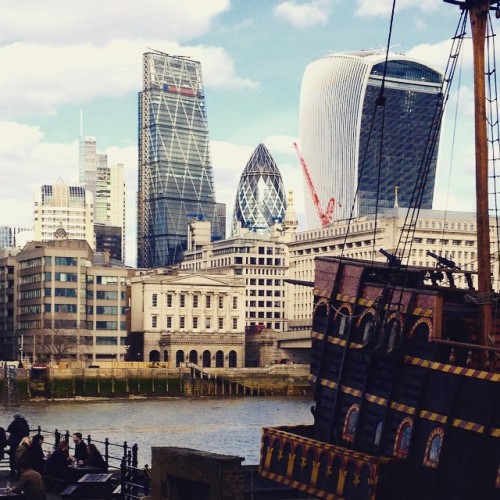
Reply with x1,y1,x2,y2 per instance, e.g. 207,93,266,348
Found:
36,328,79,363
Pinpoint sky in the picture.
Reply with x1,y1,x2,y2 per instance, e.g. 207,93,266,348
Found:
0,0,480,266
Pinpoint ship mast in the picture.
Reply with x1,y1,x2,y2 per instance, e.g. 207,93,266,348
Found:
446,0,494,366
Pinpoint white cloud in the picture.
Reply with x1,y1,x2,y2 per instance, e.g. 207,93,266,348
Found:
355,0,438,17
0,122,78,228
0,40,257,119
0,0,230,45
274,0,334,28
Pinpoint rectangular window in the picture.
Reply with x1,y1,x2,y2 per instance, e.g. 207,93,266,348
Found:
206,295,211,308
192,294,198,308
232,318,238,329
151,316,158,328
193,317,198,329
218,317,224,329
166,294,172,307
218,295,224,309
205,317,211,329
180,316,185,329
180,294,185,307
152,293,158,307
166,316,172,329
232,296,238,309
96,336,118,345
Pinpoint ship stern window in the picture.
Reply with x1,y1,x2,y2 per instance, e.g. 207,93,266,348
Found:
394,417,413,458
423,428,444,468
343,404,359,442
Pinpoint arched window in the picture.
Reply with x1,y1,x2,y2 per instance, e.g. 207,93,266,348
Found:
228,350,237,368
189,350,198,364
175,350,185,367
215,350,224,368
149,350,160,362
343,404,359,442
394,417,413,458
387,320,401,353
362,317,374,345
423,428,444,468
374,421,383,447
202,350,211,368
163,350,169,362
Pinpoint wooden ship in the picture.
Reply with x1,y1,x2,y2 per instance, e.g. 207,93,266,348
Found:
259,1,500,499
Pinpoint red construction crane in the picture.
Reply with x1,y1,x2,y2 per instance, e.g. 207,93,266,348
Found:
293,142,335,227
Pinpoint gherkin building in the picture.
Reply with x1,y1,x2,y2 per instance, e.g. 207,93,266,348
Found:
231,144,287,235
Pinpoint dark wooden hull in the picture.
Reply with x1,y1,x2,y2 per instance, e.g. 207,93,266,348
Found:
259,257,500,499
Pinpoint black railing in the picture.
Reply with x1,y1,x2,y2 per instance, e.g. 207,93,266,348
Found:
30,427,144,499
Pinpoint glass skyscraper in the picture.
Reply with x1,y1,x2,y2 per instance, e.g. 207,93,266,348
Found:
300,51,443,228
231,143,287,235
137,51,221,268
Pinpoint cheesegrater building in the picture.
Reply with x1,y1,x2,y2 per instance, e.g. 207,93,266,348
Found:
300,51,443,228
137,51,221,268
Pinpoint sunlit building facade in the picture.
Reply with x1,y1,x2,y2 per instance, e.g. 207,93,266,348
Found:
231,144,287,236
300,51,443,228
33,180,94,249
137,51,221,268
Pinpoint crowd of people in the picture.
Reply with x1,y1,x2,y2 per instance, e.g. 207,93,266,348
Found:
0,414,108,500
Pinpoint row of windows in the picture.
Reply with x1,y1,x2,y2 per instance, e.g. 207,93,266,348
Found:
87,276,127,285
20,289,42,300
342,406,443,468
247,289,283,297
151,293,238,310
95,336,128,345
151,315,238,330
86,306,127,315
87,291,125,300
247,301,283,308
248,311,282,319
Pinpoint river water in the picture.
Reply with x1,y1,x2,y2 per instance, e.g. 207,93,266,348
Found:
0,396,313,466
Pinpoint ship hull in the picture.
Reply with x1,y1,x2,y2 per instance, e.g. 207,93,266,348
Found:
259,257,500,499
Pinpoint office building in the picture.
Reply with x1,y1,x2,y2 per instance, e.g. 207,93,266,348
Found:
33,179,94,248
300,51,443,227
182,220,292,333
287,209,498,329
137,51,221,268
231,144,287,236
79,137,126,261
0,248,18,358
16,239,132,364
94,224,122,262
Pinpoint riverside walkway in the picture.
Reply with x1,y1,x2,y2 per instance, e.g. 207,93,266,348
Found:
0,427,147,500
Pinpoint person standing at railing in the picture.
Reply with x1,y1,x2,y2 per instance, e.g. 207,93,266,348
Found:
7,414,29,476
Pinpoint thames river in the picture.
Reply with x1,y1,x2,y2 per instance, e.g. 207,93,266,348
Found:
0,396,313,466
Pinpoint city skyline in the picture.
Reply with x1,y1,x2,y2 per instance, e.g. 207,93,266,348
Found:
0,1,478,265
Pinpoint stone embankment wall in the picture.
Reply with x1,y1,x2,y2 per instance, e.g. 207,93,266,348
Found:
0,364,311,401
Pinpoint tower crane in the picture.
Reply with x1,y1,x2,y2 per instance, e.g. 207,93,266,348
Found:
293,142,335,227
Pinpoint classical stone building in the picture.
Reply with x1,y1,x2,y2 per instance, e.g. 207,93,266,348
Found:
130,269,246,367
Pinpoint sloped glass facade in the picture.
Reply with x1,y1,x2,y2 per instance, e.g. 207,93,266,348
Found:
137,52,221,268
231,144,287,235
300,52,443,228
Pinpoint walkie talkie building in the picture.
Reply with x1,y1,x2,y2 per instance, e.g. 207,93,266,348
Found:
137,51,221,268
300,51,443,228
